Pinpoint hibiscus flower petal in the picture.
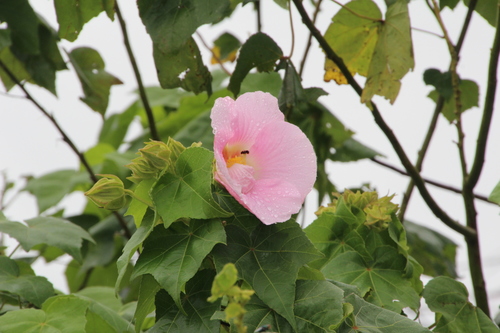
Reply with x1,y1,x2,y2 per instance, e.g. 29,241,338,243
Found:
242,179,303,224
248,120,317,196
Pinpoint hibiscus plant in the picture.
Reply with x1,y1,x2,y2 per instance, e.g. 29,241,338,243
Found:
0,0,499,332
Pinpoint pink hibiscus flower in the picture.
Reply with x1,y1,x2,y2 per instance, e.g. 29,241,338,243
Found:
211,91,317,225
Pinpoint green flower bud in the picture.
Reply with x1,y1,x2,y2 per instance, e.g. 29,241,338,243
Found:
126,138,187,183
84,174,127,210
139,141,172,170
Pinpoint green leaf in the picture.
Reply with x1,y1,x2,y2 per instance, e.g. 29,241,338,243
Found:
134,274,160,333
9,19,67,95
151,147,231,227
423,68,453,99
137,0,229,54
99,104,138,149
361,0,414,104
489,180,500,204
0,216,94,262
150,270,220,332
213,32,241,61
132,219,226,311
116,210,156,291
439,0,459,10
330,138,380,162
405,221,457,278
76,286,122,312
464,0,497,27
0,47,32,91
213,219,323,331
75,286,135,333
54,0,115,42
423,276,499,332
68,47,122,115
305,198,421,313
337,287,431,332
152,37,212,94
294,280,344,332
174,110,215,149
239,72,283,97
228,32,283,96
153,89,230,141
0,256,54,307
322,249,420,313
24,169,90,213
428,79,479,122
0,0,39,54
323,0,382,82
0,29,12,51
0,295,89,333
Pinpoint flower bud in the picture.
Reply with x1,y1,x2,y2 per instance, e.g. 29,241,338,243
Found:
85,174,127,210
126,139,187,183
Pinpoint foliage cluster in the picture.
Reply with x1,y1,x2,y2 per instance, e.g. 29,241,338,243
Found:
1,0,500,332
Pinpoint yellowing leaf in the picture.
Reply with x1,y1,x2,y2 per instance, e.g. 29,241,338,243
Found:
323,0,382,82
361,0,414,104
324,58,350,84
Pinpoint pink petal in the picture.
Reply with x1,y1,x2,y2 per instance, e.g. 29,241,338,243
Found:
247,120,317,197
242,179,303,225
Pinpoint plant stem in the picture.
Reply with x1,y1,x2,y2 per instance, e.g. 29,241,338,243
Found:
255,1,262,32
371,158,492,204
462,1,500,317
299,0,323,77
398,103,441,221
0,60,132,239
115,2,160,141
291,0,476,238
399,0,477,222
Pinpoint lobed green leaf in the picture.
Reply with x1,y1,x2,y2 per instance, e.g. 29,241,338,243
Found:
132,219,226,312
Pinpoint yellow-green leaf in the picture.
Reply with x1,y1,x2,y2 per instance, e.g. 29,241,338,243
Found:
361,0,414,104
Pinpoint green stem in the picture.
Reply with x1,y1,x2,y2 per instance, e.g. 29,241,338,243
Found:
115,2,160,141
291,0,476,239
124,189,153,207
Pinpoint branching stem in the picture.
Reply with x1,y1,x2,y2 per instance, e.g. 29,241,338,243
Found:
292,0,476,239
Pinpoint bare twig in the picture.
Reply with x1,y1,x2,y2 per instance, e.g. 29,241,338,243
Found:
0,60,133,239
299,0,323,77
371,158,492,204
291,0,476,239
115,2,160,141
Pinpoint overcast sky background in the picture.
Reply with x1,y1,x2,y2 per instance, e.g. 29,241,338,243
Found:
1,0,499,325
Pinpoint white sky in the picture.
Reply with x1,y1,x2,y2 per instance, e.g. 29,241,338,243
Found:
0,0,499,325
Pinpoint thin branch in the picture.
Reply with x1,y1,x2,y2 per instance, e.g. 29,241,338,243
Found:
400,0,478,221
195,31,232,76
371,158,492,204
466,2,500,190
115,2,160,141
398,102,439,220
255,1,262,32
299,0,323,77
292,0,476,239
288,2,296,58
411,26,444,39
0,59,132,239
